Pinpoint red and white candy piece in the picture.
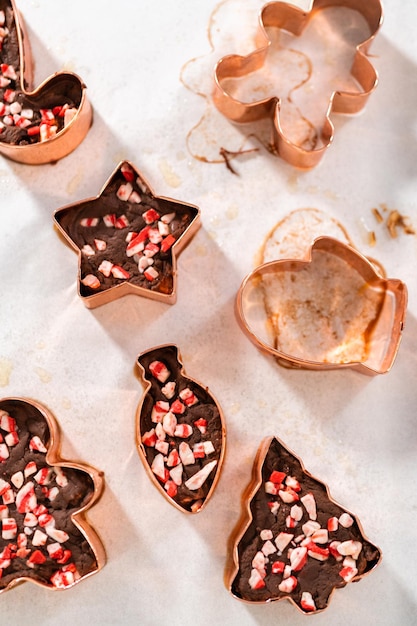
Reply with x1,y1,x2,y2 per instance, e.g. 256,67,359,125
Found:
179,388,198,407
116,183,133,201
248,567,266,590
144,266,159,282
98,260,114,277
178,442,194,466
184,460,217,490
301,591,316,612
339,512,354,528
29,436,47,453
81,274,100,289
143,209,160,224
301,492,317,520
149,361,170,383
2,517,17,540
0,411,16,432
161,381,176,399
115,214,129,229
151,400,170,423
278,575,297,593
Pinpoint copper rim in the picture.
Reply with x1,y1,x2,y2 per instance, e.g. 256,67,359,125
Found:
225,435,382,614
236,236,407,375
0,0,92,164
213,0,383,168
53,160,201,308
0,397,106,593
135,344,226,514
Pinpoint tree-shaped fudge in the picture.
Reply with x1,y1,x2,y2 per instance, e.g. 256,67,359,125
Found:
136,345,226,513
0,398,105,592
227,437,381,614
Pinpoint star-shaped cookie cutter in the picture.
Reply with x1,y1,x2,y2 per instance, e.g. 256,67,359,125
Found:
236,237,407,375
0,0,92,164
54,161,201,308
0,397,105,593
213,0,383,168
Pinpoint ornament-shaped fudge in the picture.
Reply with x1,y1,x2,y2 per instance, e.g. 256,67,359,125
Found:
136,345,226,513
226,437,381,614
0,398,105,593
0,0,92,164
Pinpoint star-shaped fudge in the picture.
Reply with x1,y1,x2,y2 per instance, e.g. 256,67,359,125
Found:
0,397,105,593
54,161,200,308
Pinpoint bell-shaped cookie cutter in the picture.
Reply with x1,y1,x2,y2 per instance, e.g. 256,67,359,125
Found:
0,0,92,164
236,236,407,375
213,0,383,168
0,397,105,593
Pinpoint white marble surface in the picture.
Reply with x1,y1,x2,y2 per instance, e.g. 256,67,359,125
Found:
0,0,416,623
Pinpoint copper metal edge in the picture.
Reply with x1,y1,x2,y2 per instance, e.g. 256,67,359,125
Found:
135,344,227,514
213,0,383,168
53,160,201,309
0,396,106,593
235,236,407,375
0,0,92,164
225,435,382,614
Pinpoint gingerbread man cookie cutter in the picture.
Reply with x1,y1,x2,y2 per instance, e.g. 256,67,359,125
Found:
213,0,383,168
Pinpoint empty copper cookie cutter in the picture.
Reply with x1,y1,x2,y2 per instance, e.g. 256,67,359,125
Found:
0,0,92,164
226,435,382,613
0,397,105,593
236,237,407,375
213,0,383,168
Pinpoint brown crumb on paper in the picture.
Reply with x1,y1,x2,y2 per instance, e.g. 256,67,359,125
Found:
371,205,415,239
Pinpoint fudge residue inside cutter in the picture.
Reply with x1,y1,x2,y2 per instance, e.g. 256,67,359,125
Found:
237,237,407,373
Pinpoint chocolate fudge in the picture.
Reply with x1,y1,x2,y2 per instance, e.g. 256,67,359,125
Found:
0,1,82,146
137,345,225,513
0,399,99,591
230,437,381,613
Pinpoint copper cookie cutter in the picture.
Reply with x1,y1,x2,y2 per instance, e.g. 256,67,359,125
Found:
0,397,105,593
0,0,92,164
54,160,201,308
213,0,383,168
236,236,407,375
225,435,382,614
136,344,226,514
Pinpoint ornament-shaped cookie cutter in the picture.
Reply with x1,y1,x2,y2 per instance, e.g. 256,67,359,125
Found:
136,345,226,514
213,0,383,168
0,0,92,164
236,237,407,375
225,436,382,614
0,397,105,593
